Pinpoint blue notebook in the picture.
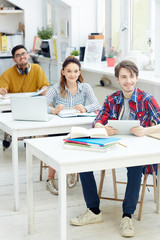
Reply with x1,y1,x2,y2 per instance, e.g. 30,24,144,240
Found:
67,137,121,146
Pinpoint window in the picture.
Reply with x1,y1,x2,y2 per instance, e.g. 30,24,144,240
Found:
112,0,120,53
105,0,155,56
47,1,52,26
131,0,148,52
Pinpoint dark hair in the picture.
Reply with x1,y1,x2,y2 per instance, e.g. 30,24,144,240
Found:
115,60,139,78
60,56,84,97
11,45,28,57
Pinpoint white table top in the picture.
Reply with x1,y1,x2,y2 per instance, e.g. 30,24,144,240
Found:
25,134,160,240
0,112,93,131
25,135,160,172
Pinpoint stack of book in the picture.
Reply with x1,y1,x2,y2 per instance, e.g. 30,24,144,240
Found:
63,127,121,152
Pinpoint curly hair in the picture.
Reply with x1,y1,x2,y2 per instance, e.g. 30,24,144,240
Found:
60,56,84,97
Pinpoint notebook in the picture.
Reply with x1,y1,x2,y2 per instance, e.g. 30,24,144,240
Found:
11,96,53,122
67,136,121,146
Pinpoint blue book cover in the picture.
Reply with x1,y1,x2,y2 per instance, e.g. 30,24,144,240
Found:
67,137,121,146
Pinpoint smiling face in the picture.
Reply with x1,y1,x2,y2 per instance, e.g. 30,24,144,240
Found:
61,62,81,86
13,48,30,68
116,67,138,99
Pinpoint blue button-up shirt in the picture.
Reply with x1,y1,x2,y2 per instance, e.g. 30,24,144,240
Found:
46,82,100,113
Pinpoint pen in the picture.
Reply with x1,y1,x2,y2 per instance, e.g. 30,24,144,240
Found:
118,142,127,148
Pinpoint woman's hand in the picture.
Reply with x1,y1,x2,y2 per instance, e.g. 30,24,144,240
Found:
105,125,118,136
75,104,87,113
130,126,146,137
50,104,64,114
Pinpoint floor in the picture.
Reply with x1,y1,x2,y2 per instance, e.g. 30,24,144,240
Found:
0,86,160,240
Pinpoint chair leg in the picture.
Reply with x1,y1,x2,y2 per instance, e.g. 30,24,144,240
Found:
98,170,105,198
138,172,148,220
77,173,79,182
152,171,157,203
112,169,118,199
40,161,43,181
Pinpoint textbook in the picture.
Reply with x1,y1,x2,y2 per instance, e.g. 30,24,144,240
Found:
64,141,116,152
58,109,97,118
69,126,108,138
65,136,121,146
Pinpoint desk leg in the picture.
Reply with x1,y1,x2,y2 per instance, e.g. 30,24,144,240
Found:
59,168,67,240
26,145,34,234
156,163,160,213
12,134,19,211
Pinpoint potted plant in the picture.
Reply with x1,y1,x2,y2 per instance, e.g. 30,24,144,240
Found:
37,25,53,40
106,47,116,67
70,49,80,59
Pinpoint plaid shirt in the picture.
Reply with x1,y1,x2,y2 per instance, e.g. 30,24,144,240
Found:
93,88,160,127
92,88,160,174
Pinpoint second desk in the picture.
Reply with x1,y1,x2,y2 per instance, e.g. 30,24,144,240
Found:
0,113,93,211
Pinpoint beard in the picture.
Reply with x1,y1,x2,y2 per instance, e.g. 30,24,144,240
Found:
18,62,28,67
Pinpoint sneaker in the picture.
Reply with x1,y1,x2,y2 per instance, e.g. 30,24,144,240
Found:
70,209,103,226
120,217,135,237
46,179,58,195
67,173,77,188
3,133,12,150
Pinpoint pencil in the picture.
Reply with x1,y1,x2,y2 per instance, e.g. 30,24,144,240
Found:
118,142,127,148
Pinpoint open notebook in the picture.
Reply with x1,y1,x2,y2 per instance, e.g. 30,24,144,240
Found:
58,108,97,118
11,96,53,122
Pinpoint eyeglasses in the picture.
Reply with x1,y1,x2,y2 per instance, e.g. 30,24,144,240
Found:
14,52,28,59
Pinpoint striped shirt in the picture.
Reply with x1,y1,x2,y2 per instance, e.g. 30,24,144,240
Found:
92,88,160,127
46,82,100,113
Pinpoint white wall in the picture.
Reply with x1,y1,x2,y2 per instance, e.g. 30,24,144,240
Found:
8,0,44,51
56,0,97,48
7,0,97,51
70,0,97,47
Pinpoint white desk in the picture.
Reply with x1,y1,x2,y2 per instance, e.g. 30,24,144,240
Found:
0,99,11,112
81,62,160,86
0,113,93,211
26,135,160,240
81,62,160,104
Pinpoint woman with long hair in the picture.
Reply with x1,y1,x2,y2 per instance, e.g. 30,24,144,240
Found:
45,56,100,195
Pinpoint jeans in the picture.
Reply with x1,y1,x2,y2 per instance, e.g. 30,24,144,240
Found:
80,165,143,214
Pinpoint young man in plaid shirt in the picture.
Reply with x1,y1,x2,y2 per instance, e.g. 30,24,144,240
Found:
70,60,160,237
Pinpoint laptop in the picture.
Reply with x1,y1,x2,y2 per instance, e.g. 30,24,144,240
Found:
11,96,53,122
